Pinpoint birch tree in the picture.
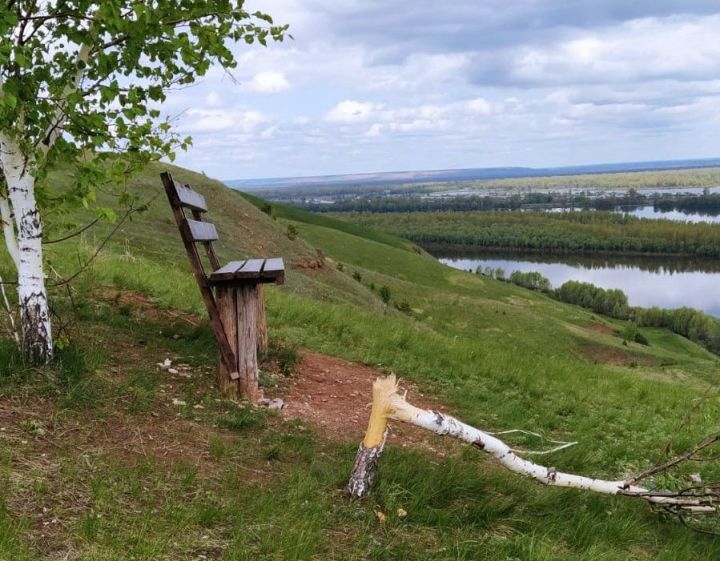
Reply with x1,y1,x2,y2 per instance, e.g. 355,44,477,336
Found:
0,1,287,362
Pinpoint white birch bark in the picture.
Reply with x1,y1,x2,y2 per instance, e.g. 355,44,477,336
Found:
0,195,19,269
0,135,52,362
349,376,718,513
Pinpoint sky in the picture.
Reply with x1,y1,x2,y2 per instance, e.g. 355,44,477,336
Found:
165,1,720,180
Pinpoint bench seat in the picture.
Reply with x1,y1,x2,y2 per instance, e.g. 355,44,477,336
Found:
209,257,285,285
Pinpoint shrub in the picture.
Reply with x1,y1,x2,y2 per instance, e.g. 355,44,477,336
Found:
286,224,299,240
352,271,362,282
509,270,551,291
379,285,391,305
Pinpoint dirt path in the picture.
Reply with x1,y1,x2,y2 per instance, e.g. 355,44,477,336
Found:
274,350,453,452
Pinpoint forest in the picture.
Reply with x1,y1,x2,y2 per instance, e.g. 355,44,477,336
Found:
341,210,720,257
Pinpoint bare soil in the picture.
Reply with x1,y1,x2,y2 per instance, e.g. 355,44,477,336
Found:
586,322,617,336
581,343,657,367
274,350,453,452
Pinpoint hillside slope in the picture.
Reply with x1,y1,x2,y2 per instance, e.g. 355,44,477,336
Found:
0,163,719,560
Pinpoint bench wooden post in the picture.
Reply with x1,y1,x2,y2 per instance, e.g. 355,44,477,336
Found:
217,284,260,401
161,172,284,404
257,285,268,355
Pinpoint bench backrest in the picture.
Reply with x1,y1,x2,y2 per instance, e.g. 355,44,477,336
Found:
161,171,239,380
161,172,221,276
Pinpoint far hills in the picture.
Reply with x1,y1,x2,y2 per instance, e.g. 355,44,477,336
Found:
226,157,720,190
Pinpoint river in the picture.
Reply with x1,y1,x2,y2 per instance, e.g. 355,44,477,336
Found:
437,251,720,317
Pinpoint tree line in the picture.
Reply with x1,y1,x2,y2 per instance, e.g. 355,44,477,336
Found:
484,270,720,355
293,189,720,215
345,210,720,257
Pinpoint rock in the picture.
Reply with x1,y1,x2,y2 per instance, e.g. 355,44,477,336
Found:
268,398,285,411
172,398,186,406
258,398,271,406
158,359,172,370
168,368,179,375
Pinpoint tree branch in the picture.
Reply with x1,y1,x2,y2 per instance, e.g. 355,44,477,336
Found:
348,376,720,517
43,216,100,245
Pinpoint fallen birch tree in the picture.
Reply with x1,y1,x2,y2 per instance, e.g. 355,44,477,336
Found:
347,376,720,525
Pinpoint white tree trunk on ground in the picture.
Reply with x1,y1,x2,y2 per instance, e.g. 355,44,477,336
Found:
348,376,718,515
0,134,52,362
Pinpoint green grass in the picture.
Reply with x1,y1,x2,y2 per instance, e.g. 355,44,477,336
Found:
241,191,420,253
0,163,719,559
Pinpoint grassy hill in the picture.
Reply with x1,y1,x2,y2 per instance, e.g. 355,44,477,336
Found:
0,162,719,560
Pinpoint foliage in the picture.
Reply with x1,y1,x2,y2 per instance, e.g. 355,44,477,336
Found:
557,281,630,319
508,270,551,292
378,285,391,304
0,1,288,226
286,224,299,240
620,323,650,346
343,210,720,257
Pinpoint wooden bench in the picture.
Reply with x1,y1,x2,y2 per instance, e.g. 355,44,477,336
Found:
161,172,285,402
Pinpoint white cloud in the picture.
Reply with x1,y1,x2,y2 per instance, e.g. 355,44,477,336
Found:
502,15,720,85
168,3,720,178
205,91,223,107
467,97,493,115
325,100,378,123
244,71,290,93
365,123,383,137
183,109,266,133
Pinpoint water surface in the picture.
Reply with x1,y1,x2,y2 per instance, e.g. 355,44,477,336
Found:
438,252,720,317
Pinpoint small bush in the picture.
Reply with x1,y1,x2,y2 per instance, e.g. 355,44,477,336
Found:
379,285,391,305
352,271,362,282
394,300,412,314
620,323,650,346
286,224,299,241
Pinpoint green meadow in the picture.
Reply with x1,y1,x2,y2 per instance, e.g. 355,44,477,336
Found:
0,163,718,560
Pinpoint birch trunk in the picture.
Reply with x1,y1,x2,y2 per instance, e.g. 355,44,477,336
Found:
0,196,19,269
0,136,52,362
348,376,719,514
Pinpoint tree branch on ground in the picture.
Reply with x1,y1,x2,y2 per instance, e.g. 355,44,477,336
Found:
348,376,720,529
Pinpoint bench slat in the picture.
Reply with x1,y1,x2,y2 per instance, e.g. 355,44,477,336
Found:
186,219,218,242
261,257,285,284
235,258,265,277
211,260,247,281
209,258,285,285
175,184,208,212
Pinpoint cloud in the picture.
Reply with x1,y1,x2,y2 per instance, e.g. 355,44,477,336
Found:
243,71,290,93
469,15,720,87
182,109,266,133
325,100,378,123
167,1,720,178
